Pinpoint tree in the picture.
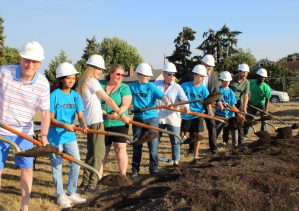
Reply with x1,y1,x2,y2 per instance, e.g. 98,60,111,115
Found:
3,47,20,64
167,27,197,82
222,48,256,73
76,36,100,74
45,50,72,87
0,17,5,66
98,37,143,72
197,25,242,71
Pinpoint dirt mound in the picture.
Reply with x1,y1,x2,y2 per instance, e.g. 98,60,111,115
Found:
69,135,299,210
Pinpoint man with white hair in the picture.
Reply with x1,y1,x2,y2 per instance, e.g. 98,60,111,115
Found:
0,41,50,211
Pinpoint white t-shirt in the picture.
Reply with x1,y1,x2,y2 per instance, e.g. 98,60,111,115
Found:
82,78,103,125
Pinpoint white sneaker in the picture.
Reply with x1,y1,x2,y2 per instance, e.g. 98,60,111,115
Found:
68,193,86,205
57,194,72,208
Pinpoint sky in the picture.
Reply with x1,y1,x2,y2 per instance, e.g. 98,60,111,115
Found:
1,0,299,71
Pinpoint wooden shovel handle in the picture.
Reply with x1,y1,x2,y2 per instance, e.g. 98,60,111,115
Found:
73,126,109,135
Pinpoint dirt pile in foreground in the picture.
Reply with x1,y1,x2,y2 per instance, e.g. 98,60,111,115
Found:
70,134,299,210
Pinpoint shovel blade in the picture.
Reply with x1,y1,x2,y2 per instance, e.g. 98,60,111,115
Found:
202,93,222,105
131,131,159,145
16,145,59,157
100,174,133,187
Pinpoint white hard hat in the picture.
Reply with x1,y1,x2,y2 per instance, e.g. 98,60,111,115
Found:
86,54,106,69
192,64,207,76
201,54,215,67
256,68,268,77
162,62,177,73
219,71,232,81
136,63,153,76
238,63,250,72
56,62,79,78
19,41,45,62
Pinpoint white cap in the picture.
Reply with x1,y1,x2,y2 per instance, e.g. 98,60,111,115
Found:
201,54,215,67
192,64,207,76
86,54,106,69
19,41,44,62
238,63,250,72
162,62,176,73
256,68,268,77
136,63,153,76
219,71,232,81
56,62,79,78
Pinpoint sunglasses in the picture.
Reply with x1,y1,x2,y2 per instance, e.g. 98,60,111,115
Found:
167,73,175,77
115,73,125,77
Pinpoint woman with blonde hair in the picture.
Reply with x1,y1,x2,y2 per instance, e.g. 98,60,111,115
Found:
99,64,132,177
77,55,129,194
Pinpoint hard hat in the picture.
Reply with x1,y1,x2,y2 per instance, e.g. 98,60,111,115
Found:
56,62,79,78
238,63,250,72
19,41,45,62
136,63,153,76
219,71,232,81
86,54,106,69
162,62,177,73
256,68,268,77
201,54,215,67
192,64,207,76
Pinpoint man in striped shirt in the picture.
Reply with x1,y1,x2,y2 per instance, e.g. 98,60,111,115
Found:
0,41,50,211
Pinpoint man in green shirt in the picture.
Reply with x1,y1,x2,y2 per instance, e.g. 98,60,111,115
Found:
230,63,250,144
244,68,271,136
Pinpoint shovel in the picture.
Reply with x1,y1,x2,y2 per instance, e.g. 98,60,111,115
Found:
72,126,133,144
249,104,295,139
109,116,182,144
0,121,101,180
134,93,222,113
0,135,21,154
160,107,227,123
211,103,256,120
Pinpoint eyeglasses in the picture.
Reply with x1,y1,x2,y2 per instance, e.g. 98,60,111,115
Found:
115,73,125,77
168,73,175,77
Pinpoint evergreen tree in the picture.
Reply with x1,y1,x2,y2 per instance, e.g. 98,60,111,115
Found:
167,27,197,83
0,17,5,66
45,50,72,87
76,36,100,74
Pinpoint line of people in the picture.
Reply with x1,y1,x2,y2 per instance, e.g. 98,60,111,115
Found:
0,41,272,210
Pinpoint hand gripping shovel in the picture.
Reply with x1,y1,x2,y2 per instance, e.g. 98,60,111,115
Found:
110,116,182,145
72,126,133,144
0,121,101,180
133,93,223,113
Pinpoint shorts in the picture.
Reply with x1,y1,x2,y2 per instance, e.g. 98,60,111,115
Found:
0,135,34,169
181,118,204,133
105,125,129,146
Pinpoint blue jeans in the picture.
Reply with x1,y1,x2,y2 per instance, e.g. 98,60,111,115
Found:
244,104,268,137
50,141,80,197
132,117,159,173
159,124,180,162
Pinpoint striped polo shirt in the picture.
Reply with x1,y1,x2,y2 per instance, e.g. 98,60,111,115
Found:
0,65,50,135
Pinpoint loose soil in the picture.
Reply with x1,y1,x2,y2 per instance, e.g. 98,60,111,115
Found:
69,132,299,210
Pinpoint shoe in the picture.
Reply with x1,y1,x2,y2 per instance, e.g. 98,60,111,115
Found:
57,194,72,208
173,161,179,167
83,185,97,195
131,171,139,178
68,193,86,205
150,171,159,176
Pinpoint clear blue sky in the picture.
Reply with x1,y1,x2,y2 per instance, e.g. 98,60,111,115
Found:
1,0,299,70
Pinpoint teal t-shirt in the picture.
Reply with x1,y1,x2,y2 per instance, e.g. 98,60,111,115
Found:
215,86,237,117
249,79,271,106
48,89,84,146
181,82,210,120
100,80,131,127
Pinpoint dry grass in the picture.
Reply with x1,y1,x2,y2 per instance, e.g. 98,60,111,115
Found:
0,102,298,210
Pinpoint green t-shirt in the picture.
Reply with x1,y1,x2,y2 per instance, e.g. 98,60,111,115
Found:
230,75,250,103
249,79,271,106
100,80,132,128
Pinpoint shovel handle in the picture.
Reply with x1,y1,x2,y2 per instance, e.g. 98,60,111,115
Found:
0,121,101,180
249,105,288,126
134,99,205,113
0,135,21,154
73,126,133,143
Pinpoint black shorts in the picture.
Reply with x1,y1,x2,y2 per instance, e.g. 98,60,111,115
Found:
181,118,204,133
105,125,129,146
